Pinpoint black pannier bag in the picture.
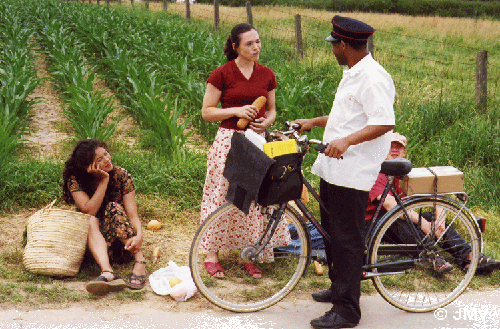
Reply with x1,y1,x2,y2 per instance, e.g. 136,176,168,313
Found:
223,132,304,212
257,152,304,207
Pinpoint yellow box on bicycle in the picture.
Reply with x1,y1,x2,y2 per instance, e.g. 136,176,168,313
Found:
400,166,463,196
262,139,297,158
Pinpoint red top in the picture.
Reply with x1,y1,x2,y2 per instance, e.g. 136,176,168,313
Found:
207,60,277,130
365,173,405,222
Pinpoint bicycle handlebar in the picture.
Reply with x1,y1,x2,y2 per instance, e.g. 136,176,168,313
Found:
282,121,330,154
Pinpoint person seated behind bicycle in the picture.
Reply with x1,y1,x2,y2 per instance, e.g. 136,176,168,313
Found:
365,132,500,274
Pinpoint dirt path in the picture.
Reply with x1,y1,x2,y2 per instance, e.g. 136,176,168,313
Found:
24,48,70,158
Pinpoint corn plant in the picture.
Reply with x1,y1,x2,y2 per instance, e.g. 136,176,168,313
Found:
62,13,198,159
126,65,194,161
0,11,39,168
34,14,118,141
62,86,118,141
133,92,193,162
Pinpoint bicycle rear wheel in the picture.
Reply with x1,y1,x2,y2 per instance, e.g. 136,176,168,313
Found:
367,196,481,312
189,203,311,312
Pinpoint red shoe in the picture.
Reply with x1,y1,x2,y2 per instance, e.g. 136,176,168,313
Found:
241,262,262,279
204,262,225,279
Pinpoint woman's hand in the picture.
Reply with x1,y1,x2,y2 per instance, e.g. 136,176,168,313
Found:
87,162,109,182
124,234,143,254
236,105,259,121
249,117,269,134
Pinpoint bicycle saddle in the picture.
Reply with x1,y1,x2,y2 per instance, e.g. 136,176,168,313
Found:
380,158,412,177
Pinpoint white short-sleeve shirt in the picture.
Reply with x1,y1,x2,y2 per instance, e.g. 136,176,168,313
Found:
311,54,396,191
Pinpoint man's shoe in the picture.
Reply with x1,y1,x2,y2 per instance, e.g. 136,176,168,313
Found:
475,254,500,275
312,289,332,303
310,309,357,329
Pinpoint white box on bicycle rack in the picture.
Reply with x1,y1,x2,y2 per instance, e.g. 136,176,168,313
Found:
400,166,463,196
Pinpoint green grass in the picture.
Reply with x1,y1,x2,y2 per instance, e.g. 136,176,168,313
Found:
0,147,207,214
116,289,147,301
0,281,83,305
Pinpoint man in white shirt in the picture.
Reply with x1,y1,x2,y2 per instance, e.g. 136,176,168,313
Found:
294,16,395,329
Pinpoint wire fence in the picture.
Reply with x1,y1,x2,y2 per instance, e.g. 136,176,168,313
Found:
74,0,499,111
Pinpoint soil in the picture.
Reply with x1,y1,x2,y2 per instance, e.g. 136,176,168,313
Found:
23,49,71,158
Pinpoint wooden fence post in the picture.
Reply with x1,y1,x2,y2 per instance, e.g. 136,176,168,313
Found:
246,1,253,26
476,50,488,112
106,0,110,6
131,0,134,7
145,0,149,9
163,0,167,11
186,0,191,21
295,14,303,59
214,0,219,29
97,0,100,5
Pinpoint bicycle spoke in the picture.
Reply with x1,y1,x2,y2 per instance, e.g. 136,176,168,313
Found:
190,203,310,312
368,196,480,312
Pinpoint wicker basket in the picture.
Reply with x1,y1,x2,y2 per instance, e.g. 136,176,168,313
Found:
23,200,90,277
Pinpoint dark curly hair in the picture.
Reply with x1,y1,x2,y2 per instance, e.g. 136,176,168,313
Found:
62,139,108,205
223,23,257,62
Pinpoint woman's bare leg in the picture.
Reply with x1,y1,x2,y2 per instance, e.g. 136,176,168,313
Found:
120,237,146,285
87,216,114,281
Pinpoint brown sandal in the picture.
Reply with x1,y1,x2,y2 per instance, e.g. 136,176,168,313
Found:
432,256,454,273
128,261,147,290
86,271,127,295
475,254,500,275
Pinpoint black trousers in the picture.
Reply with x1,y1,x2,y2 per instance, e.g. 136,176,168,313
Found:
319,179,369,324
373,212,472,267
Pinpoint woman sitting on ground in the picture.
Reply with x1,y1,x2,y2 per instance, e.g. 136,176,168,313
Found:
62,139,146,295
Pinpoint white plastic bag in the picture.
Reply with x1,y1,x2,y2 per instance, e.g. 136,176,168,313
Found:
245,129,266,150
149,260,197,301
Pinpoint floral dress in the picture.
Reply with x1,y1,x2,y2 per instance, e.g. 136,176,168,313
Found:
200,128,291,261
68,166,136,243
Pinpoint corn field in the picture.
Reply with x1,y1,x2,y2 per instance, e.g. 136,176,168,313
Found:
0,5,39,167
1,0,500,212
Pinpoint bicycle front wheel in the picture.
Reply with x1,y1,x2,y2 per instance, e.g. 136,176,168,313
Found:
189,203,311,312
367,196,481,312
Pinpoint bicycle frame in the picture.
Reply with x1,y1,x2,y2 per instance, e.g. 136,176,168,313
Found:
290,172,418,278
190,123,485,313
257,169,478,279
255,123,484,278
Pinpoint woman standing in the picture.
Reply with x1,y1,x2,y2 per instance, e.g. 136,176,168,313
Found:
62,139,146,294
200,23,290,279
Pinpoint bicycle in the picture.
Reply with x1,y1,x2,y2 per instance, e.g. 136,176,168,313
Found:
189,121,482,313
